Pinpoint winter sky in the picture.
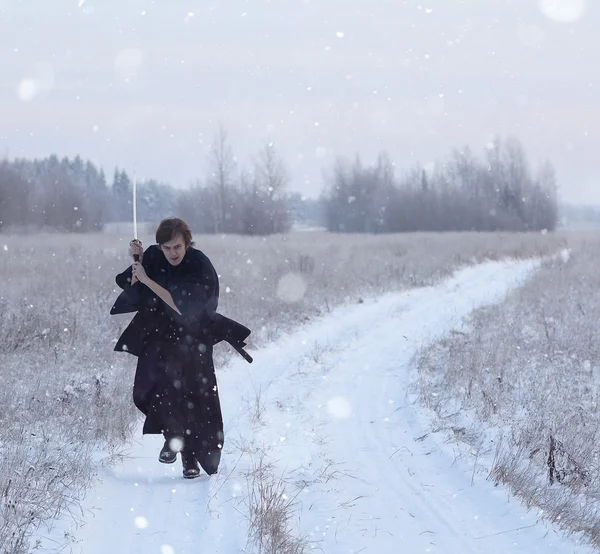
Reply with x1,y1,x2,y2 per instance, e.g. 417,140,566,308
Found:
0,0,598,203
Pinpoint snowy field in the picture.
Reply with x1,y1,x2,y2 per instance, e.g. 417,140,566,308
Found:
35,255,593,553
0,230,587,553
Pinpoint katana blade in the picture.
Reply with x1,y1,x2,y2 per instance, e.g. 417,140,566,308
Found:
132,168,141,262
133,168,138,241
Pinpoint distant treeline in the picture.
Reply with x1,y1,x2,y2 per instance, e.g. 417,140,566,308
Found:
0,131,558,234
0,127,322,235
323,136,558,233
559,204,600,229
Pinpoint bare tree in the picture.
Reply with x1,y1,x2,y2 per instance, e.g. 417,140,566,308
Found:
499,137,531,228
244,142,290,235
240,169,262,235
207,124,237,233
324,155,384,233
175,182,213,233
529,161,558,231
323,158,351,232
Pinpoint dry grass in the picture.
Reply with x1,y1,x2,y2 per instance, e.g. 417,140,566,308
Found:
244,455,309,554
417,231,600,548
0,228,567,552
231,385,310,554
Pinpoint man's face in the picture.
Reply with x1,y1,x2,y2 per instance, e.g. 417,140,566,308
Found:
160,234,187,266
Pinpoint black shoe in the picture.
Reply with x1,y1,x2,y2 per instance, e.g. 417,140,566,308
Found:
182,451,200,479
158,440,177,464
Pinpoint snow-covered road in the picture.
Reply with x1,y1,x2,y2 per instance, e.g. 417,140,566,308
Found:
41,258,593,553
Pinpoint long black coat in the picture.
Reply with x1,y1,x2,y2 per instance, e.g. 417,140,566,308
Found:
110,245,251,474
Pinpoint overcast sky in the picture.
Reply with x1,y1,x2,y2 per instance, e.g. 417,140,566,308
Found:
0,0,598,203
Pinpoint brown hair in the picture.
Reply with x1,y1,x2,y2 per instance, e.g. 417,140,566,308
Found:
155,218,195,248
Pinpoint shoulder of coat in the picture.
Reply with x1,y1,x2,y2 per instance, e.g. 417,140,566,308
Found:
144,244,164,268
145,244,161,256
190,246,208,260
186,247,214,271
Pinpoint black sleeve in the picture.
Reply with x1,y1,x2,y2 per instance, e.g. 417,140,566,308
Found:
115,246,154,290
167,258,219,327
115,266,133,290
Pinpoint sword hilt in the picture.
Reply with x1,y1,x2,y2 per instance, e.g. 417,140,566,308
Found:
130,239,142,263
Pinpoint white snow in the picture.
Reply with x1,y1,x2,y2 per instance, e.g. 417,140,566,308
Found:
36,258,593,553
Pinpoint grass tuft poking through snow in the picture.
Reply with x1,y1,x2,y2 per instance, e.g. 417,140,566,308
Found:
244,454,308,554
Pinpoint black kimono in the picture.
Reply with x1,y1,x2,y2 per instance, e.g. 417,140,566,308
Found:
111,245,251,475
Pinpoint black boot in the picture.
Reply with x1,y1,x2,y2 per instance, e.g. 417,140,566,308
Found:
158,440,178,464
181,450,200,479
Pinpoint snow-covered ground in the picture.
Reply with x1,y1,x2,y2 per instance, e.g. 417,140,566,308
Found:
36,258,594,553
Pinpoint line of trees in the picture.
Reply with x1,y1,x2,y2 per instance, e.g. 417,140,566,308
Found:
0,155,108,232
0,127,300,235
322,137,558,232
0,133,558,235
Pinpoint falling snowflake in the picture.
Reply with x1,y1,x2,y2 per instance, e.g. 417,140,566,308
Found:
134,516,148,529
17,79,37,101
538,0,585,22
276,273,307,303
327,397,352,419
168,437,184,452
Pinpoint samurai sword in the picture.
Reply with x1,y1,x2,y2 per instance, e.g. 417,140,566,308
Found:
131,168,142,261
111,169,142,315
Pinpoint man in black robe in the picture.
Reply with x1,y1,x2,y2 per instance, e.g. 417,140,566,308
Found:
111,218,252,479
